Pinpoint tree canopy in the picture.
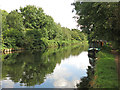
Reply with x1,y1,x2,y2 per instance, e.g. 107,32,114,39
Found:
72,2,119,49
1,5,87,50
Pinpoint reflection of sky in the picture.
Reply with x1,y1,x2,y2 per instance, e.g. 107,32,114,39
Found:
2,51,90,88
37,51,90,88
2,78,14,88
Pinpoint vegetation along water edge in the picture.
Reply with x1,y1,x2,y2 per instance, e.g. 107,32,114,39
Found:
77,45,118,89
0,5,88,53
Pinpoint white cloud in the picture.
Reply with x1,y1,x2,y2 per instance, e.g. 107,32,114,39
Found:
44,51,90,88
67,52,90,69
59,51,90,70
54,78,68,87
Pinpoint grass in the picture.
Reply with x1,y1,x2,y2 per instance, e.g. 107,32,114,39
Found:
93,46,118,88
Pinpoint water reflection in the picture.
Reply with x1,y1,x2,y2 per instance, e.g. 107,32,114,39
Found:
40,52,90,88
2,45,89,88
76,50,97,88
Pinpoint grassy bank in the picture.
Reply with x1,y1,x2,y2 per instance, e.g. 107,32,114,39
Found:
92,46,118,88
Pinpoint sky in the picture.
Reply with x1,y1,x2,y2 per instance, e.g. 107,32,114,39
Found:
0,0,79,29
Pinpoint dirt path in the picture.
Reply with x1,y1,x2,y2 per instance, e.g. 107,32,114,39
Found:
111,50,120,87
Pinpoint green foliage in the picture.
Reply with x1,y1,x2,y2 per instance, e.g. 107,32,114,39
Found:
24,29,43,49
2,5,88,50
61,27,72,41
54,23,63,40
44,15,57,40
2,28,24,48
101,45,112,52
6,10,24,31
40,27,48,39
0,9,9,31
72,2,120,49
42,39,58,48
20,5,45,29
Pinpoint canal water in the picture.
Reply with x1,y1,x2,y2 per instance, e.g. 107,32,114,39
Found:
2,45,91,88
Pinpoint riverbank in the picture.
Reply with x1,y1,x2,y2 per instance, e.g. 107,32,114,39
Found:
2,40,88,54
92,46,118,88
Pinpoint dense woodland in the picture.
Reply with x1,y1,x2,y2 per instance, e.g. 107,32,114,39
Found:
0,5,87,50
72,2,120,49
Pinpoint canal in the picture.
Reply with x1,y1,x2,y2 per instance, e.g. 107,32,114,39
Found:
2,45,91,88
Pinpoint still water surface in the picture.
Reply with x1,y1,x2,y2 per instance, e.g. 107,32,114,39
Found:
2,45,90,88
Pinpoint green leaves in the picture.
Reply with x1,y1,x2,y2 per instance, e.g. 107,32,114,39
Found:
0,9,9,31
6,10,24,31
2,5,87,50
24,29,42,49
3,28,24,48
20,5,45,29
73,2,120,49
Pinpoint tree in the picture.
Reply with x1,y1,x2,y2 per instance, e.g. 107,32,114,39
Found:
24,29,42,49
61,27,71,41
72,2,120,48
3,28,24,48
6,10,24,31
43,15,57,40
20,5,46,29
0,9,9,31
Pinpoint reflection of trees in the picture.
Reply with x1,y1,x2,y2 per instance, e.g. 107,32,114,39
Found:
2,45,88,86
71,45,88,56
77,50,96,88
77,66,94,88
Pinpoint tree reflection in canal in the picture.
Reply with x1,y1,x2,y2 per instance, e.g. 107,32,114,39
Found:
2,45,88,88
76,50,97,88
